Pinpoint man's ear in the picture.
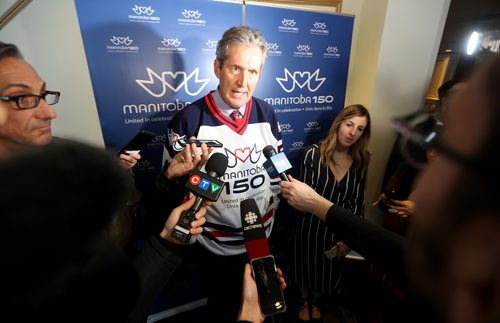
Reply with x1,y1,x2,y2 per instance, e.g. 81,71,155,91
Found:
213,59,221,80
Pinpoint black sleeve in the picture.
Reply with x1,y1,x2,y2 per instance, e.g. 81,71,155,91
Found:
126,234,185,323
325,205,408,288
130,172,188,239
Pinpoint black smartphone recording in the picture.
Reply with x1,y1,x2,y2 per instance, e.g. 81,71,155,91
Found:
118,130,155,155
250,255,287,317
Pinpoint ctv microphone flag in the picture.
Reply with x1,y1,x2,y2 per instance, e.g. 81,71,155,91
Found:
184,169,224,201
171,153,228,243
240,198,270,260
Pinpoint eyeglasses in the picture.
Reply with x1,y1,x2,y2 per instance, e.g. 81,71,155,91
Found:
0,91,60,110
392,109,476,170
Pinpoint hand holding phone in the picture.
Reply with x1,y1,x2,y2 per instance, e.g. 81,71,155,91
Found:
250,256,287,316
118,130,155,155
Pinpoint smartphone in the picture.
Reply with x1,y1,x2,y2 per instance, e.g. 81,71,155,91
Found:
324,245,338,260
177,138,223,148
250,255,287,317
383,189,399,202
118,130,156,155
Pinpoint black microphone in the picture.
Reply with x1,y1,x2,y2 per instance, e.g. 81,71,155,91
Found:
241,198,271,260
262,145,291,182
240,198,287,316
171,152,228,243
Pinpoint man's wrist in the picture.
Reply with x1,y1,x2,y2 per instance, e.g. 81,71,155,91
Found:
313,197,333,221
155,232,185,255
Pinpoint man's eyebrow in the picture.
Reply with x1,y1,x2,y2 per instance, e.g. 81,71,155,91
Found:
0,83,32,94
0,82,46,94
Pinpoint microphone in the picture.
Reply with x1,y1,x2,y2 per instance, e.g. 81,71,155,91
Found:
240,198,287,316
262,145,291,182
171,152,228,243
240,198,270,260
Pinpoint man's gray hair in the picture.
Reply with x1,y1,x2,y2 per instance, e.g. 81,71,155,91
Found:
215,25,268,68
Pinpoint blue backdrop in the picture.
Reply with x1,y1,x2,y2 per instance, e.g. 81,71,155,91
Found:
75,0,242,189
246,4,353,172
74,0,353,315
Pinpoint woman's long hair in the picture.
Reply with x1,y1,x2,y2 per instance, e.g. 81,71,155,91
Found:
319,104,371,172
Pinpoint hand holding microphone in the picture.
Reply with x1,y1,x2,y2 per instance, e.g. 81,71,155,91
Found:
170,152,228,244
160,195,207,244
262,145,291,182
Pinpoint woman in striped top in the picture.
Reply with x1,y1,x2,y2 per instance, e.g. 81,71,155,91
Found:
292,104,371,321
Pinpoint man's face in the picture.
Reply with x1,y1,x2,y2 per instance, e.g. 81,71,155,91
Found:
213,44,263,109
0,57,56,149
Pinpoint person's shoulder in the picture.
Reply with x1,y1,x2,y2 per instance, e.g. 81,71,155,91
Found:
306,143,320,152
301,143,319,159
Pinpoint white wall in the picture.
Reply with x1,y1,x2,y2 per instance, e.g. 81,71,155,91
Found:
343,0,451,220
0,0,104,147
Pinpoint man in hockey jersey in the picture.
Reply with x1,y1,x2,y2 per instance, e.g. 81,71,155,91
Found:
164,25,283,321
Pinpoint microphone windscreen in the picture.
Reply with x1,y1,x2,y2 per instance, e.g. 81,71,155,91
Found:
205,152,228,177
263,145,277,159
240,198,270,260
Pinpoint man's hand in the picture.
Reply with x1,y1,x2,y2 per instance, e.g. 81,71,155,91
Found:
159,196,207,244
118,152,141,171
237,263,286,322
165,137,212,180
387,199,415,218
280,175,332,220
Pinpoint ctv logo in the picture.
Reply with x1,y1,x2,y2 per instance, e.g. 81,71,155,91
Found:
189,174,222,194
136,67,210,97
276,68,326,93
